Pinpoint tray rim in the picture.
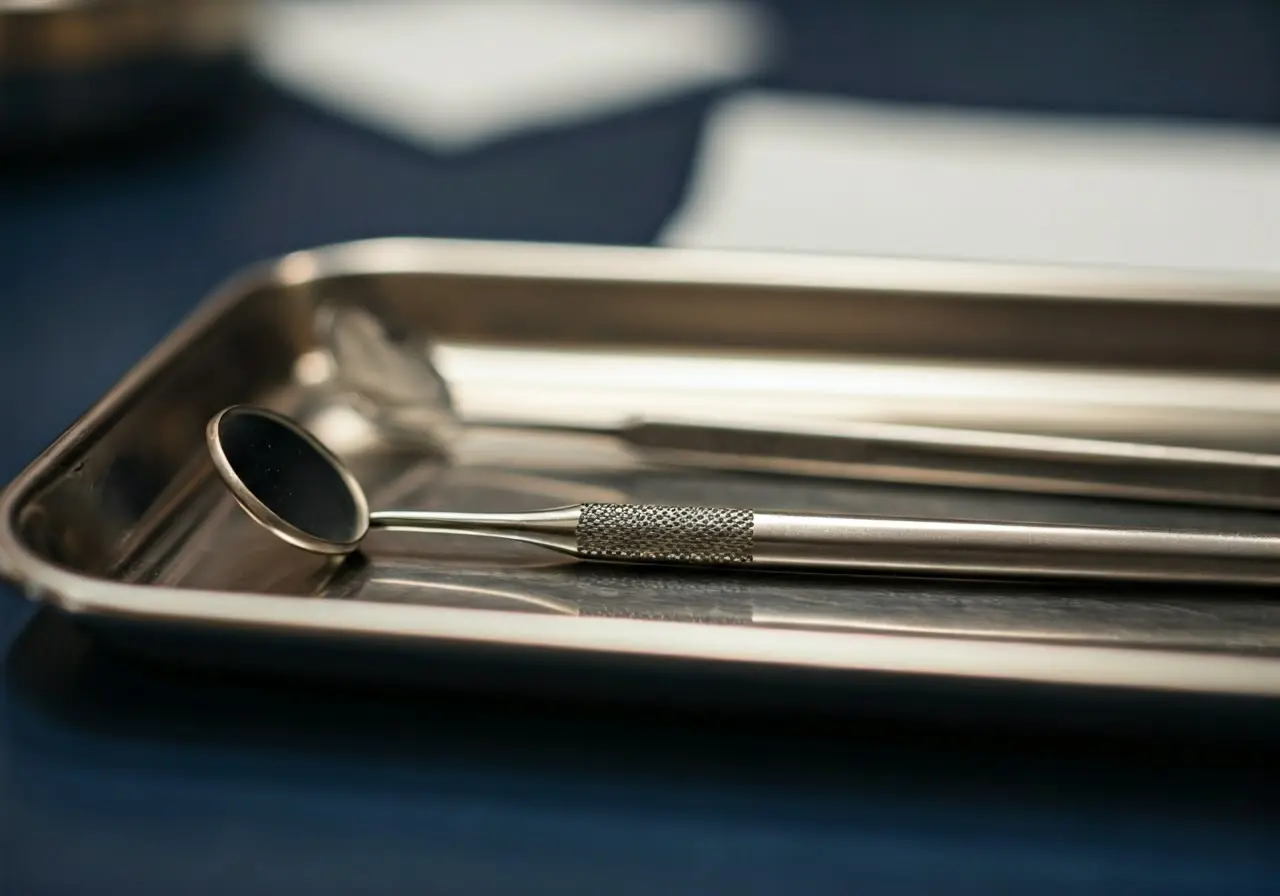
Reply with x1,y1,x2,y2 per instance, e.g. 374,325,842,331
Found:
7,236,1280,701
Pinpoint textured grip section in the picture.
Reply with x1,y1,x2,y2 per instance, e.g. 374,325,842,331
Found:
577,503,753,564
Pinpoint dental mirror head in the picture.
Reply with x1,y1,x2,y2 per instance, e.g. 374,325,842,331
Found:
208,405,370,555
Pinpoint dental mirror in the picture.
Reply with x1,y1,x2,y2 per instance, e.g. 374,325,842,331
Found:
208,405,1280,586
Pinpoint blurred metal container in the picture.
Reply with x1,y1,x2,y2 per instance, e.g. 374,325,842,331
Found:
0,0,254,152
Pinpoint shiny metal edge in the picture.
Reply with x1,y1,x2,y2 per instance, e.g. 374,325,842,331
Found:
5,238,1280,698
279,236,1280,307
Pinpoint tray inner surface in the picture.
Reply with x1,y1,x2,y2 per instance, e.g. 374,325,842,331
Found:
16,249,1280,656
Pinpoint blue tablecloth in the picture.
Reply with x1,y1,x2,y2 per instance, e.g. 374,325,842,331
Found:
4,5,1280,893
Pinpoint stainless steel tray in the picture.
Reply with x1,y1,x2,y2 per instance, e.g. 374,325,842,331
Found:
8,238,1280,732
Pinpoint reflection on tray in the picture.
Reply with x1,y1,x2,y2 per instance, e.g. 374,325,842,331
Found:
353,571,580,616
318,538,1280,653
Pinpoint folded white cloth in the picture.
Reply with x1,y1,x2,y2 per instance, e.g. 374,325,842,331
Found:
251,0,776,152
662,90,1280,275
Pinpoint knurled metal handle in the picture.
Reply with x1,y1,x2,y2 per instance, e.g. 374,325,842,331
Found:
576,502,753,564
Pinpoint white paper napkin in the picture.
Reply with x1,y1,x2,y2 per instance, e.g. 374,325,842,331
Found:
661,90,1280,275
251,0,776,152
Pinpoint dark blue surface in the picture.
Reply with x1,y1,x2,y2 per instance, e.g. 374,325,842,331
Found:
5,4,1280,892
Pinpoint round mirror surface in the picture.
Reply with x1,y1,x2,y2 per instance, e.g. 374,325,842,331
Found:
214,406,366,548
